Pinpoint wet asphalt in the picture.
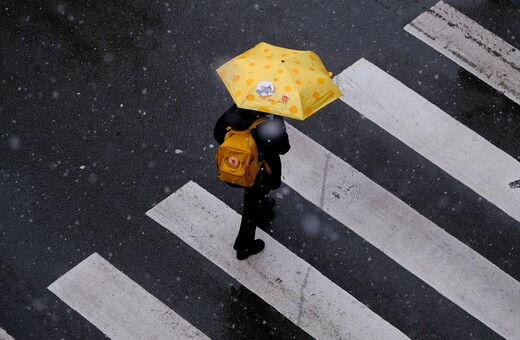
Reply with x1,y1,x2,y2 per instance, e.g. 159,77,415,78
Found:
1,0,520,339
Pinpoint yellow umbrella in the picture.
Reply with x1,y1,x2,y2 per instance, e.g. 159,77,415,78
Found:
217,42,343,120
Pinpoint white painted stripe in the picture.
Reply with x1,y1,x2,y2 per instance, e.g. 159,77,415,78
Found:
0,328,14,340
335,58,520,223
404,1,520,105
146,181,408,340
281,124,520,340
48,253,210,340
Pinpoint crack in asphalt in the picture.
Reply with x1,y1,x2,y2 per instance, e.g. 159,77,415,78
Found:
296,266,312,326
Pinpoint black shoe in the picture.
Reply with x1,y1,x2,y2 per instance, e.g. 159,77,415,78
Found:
236,239,265,260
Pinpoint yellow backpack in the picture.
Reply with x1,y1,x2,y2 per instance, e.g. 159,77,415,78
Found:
215,117,267,187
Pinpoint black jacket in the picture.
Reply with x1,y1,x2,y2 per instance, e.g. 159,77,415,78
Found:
214,105,290,188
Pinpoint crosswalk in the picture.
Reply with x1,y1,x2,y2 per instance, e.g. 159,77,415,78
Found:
282,123,520,339
0,328,14,340
38,2,519,340
335,58,520,223
404,1,520,106
48,253,210,340
147,181,408,339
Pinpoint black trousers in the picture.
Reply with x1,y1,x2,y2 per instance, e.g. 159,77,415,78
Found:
233,168,273,251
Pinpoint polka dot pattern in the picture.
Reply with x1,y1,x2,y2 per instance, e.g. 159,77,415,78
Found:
216,42,343,120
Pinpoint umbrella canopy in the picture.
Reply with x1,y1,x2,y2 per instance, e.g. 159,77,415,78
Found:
217,42,343,120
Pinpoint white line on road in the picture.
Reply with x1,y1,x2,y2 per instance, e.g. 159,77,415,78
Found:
48,253,210,340
146,181,408,340
404,1,520,105
0,328,14,340
335,58,520,223
281,123,520,340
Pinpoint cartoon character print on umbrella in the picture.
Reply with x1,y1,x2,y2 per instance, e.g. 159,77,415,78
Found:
256,81,275,97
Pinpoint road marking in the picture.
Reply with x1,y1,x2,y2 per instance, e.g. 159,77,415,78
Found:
0,328,14,340
335,58,520,223
146,181,408,340
404,0,520,105
48,253,210,340
281,123,520,340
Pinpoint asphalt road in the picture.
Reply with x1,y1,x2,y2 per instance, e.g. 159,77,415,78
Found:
1,0,520,339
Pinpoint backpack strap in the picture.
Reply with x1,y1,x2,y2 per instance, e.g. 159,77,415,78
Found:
263,161,272,174
248,116,272,174
225,116,266,133
247,116,267,132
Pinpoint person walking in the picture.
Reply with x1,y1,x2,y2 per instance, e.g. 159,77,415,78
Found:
214,104,290,260
214,42,342,260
